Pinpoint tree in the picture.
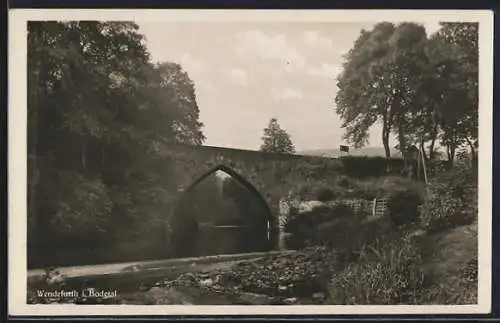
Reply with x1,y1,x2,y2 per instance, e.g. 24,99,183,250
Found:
427,22,478,166
149,62,205,145
335,21,478,167
385,23,431,160
335,22,397,158
28,21,156,246
336,22,433,159
260,118,296,154
27,21,206,266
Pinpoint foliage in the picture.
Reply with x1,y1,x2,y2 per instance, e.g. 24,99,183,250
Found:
339,155,417,178
421,165,477,232
328,236,426,304
335,22,478,165
425,159,451,177
428,23,479,164
28,21,205,267
337,176,351,188
335,22,428,158
260,118,296,154
48,172,113,243
316,188,335,202
284,204,355,249
386,189,423,226
284,209,322,250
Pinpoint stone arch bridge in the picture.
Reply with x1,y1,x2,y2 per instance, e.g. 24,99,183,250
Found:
161,143,341,256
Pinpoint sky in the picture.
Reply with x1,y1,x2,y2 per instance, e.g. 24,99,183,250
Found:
138,21,442,152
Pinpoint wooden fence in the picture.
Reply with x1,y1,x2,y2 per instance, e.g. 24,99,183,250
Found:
280,197,390,222
278,197,391,250
328,198,389,217
371,197,389,218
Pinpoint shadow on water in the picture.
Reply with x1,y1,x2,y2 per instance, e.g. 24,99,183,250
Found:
169,166,273,258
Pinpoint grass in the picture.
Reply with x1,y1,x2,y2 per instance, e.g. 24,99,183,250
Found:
325,222,477,305
416,223,478,304
328,235,426,305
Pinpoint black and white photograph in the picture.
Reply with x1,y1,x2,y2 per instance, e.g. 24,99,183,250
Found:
9,9,493,316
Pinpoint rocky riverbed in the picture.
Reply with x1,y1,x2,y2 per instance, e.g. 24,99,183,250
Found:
28,246,344,305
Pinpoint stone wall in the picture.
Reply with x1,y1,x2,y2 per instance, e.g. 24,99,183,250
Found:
157,143,342,251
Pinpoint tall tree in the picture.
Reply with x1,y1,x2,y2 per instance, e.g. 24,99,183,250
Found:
388,23,430,154
149,62,205,145
335,22,397,158
260,118,296,154
427,22,478,165
27,21,206,266
28,21,156,245
335,21,478,165
336,22,432,159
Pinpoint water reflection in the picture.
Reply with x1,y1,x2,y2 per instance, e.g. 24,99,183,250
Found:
170,169,271,258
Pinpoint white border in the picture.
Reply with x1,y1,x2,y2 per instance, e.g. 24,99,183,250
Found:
8,9,494,316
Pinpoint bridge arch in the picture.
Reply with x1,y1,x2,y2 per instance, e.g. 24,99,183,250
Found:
167,164,277,257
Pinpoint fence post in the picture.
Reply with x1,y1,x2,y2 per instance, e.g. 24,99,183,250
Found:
372,197,377,217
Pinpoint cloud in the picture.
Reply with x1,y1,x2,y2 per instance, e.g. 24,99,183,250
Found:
272,87,304,100
301,30,335,51
235,30,307,71
227,68,249,86
306,63,343,79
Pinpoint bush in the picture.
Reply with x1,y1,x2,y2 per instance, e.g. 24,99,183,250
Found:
387,189,423,226
339,156,418,178
340,156,386,177
307,162,342,179
316,188,335,202
421,166,477,232
330,203,356,218
284,206,327,249
328,236,426,304
284,204,354,249
426,160,451,177
337,176,351,188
